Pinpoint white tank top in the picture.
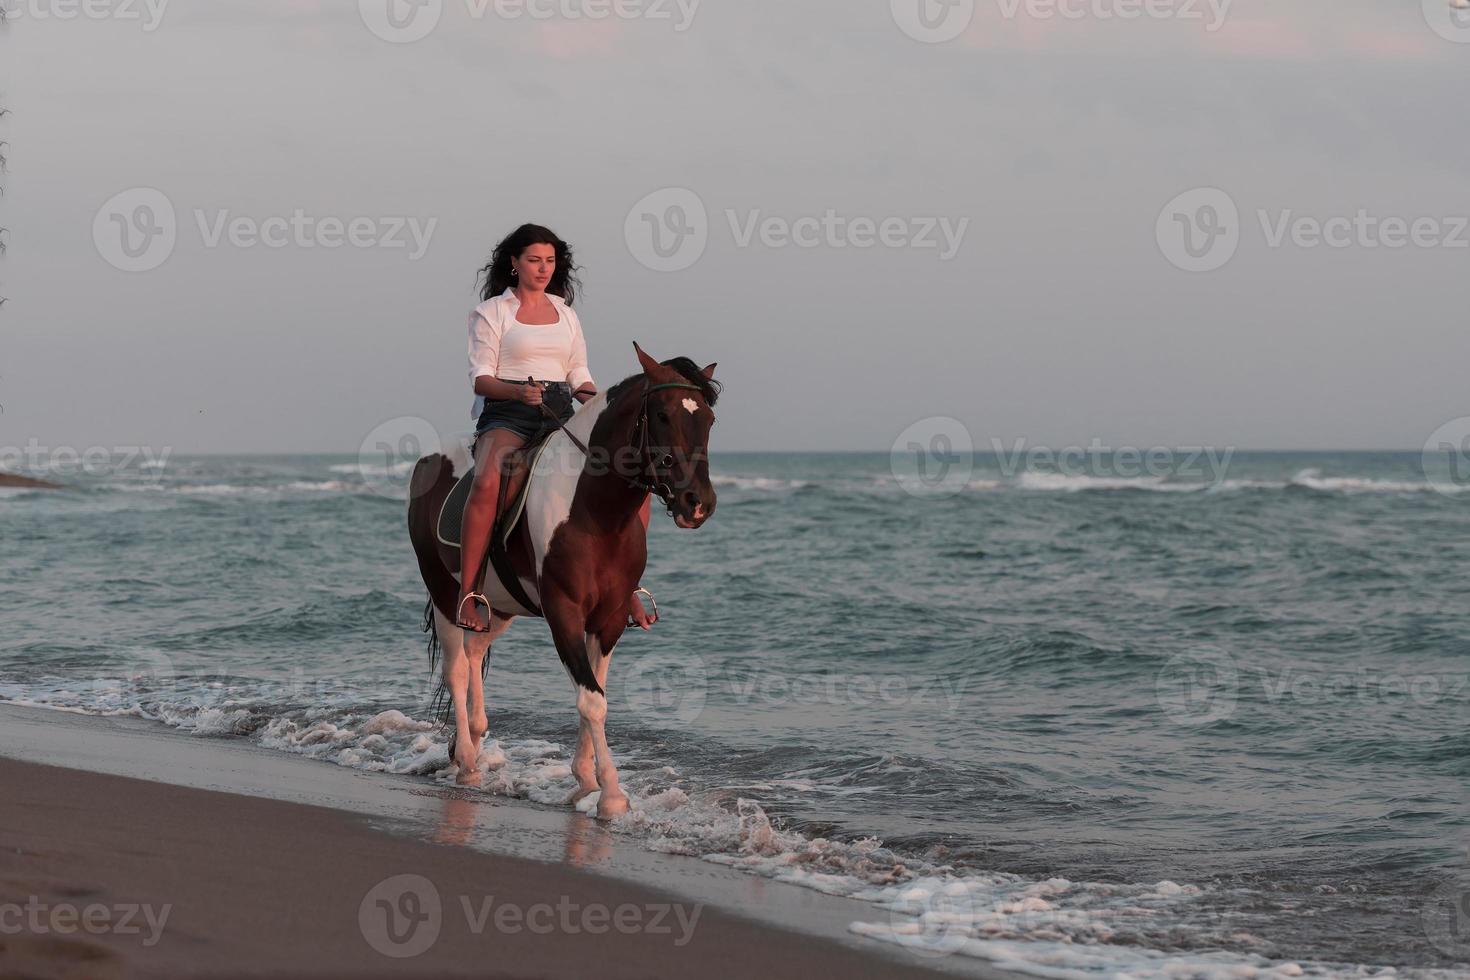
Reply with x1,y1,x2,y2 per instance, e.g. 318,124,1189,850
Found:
494,308,574,382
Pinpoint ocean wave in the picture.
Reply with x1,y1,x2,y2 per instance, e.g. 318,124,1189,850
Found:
711,475,813,491
330,460,416,478
0,675,1462,980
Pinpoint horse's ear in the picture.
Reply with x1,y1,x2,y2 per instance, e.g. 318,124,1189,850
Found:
632,341,661,375
700,362,717,380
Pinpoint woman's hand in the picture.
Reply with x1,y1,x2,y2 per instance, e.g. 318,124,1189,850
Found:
518,380,544,407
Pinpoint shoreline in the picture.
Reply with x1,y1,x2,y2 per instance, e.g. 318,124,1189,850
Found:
0,702,1011,979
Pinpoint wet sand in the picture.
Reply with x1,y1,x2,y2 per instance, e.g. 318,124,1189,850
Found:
0,705,1006,979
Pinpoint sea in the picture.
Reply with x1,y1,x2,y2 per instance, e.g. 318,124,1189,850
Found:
2,448,1467,979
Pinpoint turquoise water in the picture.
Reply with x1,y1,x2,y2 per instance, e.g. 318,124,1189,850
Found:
1,450,1466,977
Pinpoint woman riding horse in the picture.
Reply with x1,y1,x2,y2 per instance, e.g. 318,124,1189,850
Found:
457,223,657,633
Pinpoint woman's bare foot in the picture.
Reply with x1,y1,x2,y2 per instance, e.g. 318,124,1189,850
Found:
457,592,490,632
629,592,658,630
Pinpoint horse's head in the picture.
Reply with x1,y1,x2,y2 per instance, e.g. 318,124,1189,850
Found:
631,342,719,529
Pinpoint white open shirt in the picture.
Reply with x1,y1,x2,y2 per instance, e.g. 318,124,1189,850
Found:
467,288,595,419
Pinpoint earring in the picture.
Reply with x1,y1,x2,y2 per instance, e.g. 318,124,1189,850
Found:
511,267,518,277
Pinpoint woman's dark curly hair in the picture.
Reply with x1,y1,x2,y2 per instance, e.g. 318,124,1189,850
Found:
477,223,582,304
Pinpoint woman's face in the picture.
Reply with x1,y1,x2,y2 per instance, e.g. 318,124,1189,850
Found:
512,243,557,291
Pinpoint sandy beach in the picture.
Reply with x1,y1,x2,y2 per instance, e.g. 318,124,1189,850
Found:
0,704,1000,980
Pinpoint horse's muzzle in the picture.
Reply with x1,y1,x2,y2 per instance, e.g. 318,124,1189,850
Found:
670,486,715,529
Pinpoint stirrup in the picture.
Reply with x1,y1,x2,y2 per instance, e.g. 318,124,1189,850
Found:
627,587,658,628
457,592,492,633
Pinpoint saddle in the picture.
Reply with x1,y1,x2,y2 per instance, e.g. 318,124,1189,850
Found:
436,426,561,618
436,430,556,551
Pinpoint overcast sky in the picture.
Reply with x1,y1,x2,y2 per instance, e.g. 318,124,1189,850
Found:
3,0,1468,454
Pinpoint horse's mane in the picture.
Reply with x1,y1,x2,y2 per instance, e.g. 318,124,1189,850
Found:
606,356,721,407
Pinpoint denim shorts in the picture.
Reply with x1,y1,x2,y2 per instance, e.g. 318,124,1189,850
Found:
474,381,574,443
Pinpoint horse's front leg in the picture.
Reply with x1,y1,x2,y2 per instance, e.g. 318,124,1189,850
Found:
546,596,628,819
567,645,616,807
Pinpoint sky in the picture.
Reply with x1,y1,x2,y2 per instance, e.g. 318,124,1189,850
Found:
2,0,1469,455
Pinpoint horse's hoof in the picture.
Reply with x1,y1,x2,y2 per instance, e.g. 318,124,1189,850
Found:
455,766,483,787
596,792,629,820
568,786,599,806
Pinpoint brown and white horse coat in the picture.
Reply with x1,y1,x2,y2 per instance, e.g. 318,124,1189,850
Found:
407,345,718,819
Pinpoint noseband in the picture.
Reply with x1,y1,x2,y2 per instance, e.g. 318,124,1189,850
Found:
538,378,709,513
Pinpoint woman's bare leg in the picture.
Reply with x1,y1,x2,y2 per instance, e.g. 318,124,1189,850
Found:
458,428,527,630
629,495,658,629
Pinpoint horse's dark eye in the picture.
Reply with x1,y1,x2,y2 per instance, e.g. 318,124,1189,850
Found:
657,410,670,423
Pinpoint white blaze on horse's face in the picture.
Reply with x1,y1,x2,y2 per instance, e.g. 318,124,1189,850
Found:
682,397,698,415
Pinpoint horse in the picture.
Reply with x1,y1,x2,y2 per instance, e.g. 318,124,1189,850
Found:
406,343,719,819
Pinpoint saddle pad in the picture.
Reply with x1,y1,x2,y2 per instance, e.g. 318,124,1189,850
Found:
436,436,556,550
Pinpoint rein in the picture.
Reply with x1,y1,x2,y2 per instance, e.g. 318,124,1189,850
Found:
536,378,706,512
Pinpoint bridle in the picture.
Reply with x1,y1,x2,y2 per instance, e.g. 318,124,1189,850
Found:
538,377,710,513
